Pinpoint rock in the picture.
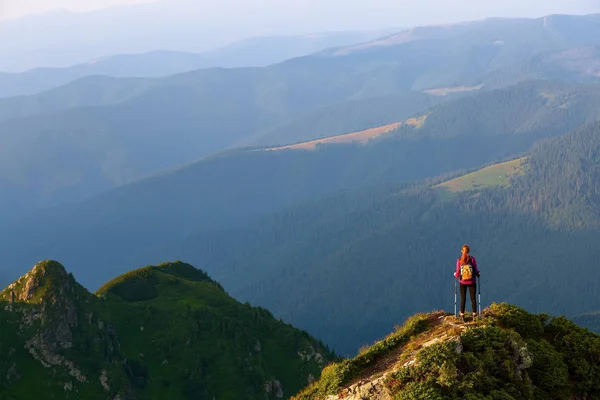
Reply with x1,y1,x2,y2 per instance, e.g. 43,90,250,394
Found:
451,337,463,354
298,346,326,365
264,379,284,398
508,335,533,379
422,337,442,347
100,369,110,391
325,375,392,400
5,363,20,385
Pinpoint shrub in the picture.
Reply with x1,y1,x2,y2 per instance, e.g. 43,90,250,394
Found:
486,303,544,339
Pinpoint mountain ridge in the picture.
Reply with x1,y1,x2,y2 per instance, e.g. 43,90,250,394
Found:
0,29,397,97
0,260,334,399
292,303,600,399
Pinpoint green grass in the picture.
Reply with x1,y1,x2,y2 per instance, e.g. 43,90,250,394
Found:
293,313,433,399
433,158,526,196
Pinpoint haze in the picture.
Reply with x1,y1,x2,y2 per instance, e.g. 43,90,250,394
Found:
3,0,600,24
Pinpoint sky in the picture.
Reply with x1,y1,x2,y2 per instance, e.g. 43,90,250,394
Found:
0,0,156,20
2,0,600,22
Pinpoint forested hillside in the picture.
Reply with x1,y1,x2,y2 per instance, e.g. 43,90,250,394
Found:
2,14,600,221
169,122,600,354
0,261,333,399
241,91,445,147
0,58,447,220
474,45,600,89
2,81,597,291
572,312,600,334
324,14,600,90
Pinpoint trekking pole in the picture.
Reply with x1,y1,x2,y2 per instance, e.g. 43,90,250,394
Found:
454,276,457,318
478,275,481,315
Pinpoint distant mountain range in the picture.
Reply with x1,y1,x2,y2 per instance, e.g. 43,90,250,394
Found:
3,0,412,73
2,14,600,222
0,29,399,98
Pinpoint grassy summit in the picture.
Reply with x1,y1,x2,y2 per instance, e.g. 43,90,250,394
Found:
293,303,600,400
0,261,333,399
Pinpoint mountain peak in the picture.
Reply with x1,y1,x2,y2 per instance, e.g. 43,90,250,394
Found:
95,261,224,301
294,303,600,399
0,260,74,304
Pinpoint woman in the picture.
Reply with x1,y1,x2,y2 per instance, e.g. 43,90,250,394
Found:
454,244,480,321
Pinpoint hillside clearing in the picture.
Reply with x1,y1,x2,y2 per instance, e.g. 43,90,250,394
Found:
433,157,527,194
263,116,428,152
423,84,484,96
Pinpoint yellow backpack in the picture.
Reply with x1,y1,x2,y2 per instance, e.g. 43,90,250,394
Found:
460,258,474,280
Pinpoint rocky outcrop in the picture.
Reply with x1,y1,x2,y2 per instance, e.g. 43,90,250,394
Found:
0,261,122,393
298,345,326,365
265,379,284,398
3,262,83,372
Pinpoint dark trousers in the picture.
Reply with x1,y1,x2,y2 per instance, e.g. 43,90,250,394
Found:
460,283,477,314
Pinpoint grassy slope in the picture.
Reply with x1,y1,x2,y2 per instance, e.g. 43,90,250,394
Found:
264,122,402,150
262,115,429,151
294,303,600,400
434,157,526,194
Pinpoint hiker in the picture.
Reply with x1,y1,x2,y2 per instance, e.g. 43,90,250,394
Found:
454,244,480,321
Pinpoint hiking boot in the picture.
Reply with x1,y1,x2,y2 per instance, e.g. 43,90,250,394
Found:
472,312,478,320
459,313,465,322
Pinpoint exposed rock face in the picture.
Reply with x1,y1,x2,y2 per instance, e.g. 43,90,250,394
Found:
5,363,20,385
509,335,533,379
265,379,284,398
3,262,85,379
298,345,325,365
100,369,111,391
0,261,120,392
327,377,392,400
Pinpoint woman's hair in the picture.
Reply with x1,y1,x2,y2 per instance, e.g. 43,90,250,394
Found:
460,244,470,265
